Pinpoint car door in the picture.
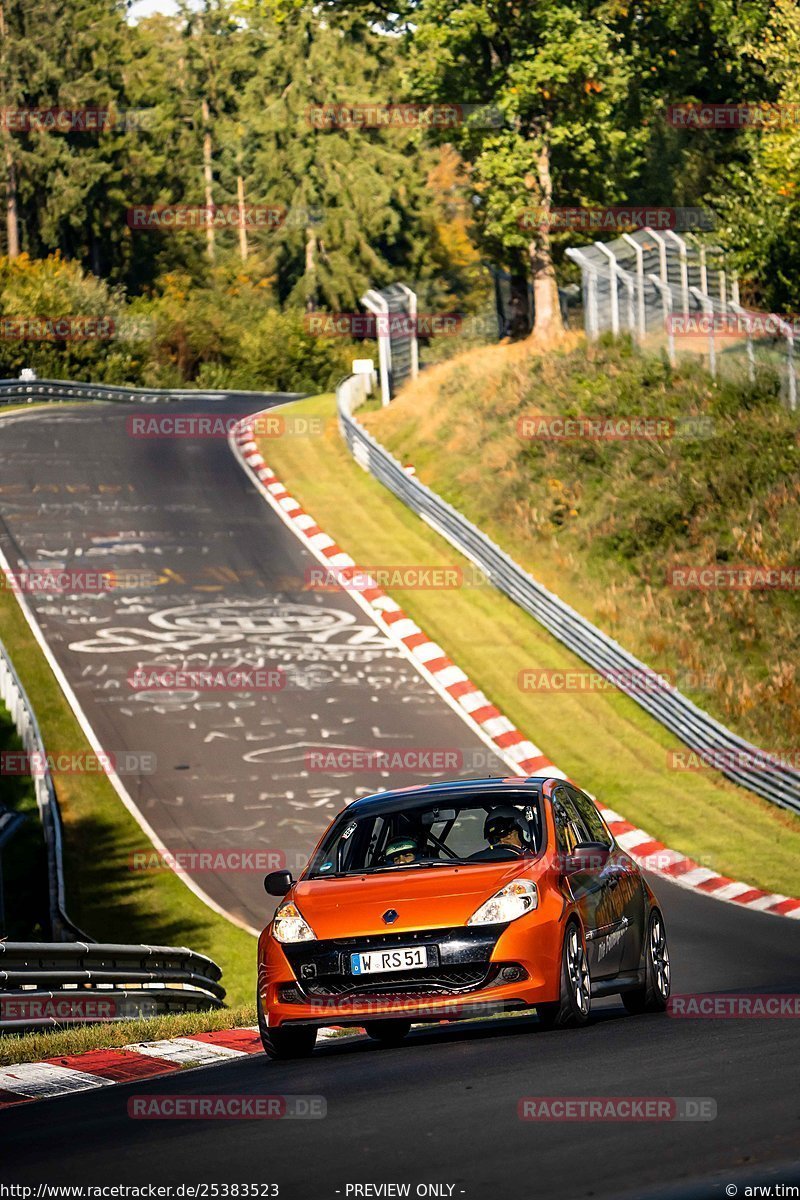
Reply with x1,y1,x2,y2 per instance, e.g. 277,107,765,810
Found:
553,785,626,979
565,785,642,977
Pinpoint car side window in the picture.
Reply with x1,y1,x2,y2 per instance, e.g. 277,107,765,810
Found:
552,788,590,853
566,786,613,848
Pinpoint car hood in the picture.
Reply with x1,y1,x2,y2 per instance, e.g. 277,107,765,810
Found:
290,860,541,939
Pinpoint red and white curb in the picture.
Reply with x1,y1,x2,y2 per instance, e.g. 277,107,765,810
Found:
0,1026,353,1110
230,414,800,924
0,1028,262,1109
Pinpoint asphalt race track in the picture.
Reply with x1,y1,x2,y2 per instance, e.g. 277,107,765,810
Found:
0,400,506,928
2,879,800,1198
1,400,799,1198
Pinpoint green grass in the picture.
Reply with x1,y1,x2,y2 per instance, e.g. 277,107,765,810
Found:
0,1004,257,1067
0,582,256,1007
255,391,800,899
365,338,800,754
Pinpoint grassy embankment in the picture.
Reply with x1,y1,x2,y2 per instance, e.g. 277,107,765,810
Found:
254,367,800,900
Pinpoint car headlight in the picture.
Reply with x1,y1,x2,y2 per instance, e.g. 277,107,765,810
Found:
272,901,316,943
467,879,538,926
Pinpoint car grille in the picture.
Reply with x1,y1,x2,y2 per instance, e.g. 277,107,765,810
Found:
299,963,497,1000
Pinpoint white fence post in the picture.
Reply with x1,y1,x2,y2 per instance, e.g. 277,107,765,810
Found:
621,232,646,342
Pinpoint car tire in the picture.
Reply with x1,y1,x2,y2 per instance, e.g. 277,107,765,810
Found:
622,908,671,1015
364,1020,412,1046
537,920,592,1030
257,988,317,1059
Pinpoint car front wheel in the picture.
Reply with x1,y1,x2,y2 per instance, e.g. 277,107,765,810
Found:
537,921,591,1030
257,989,317,1059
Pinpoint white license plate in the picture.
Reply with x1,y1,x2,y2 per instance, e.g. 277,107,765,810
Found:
350,946,428,975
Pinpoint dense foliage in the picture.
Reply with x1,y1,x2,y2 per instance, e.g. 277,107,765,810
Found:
0,0,795,382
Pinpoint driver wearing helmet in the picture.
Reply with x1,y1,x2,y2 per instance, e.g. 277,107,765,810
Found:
383,836,419,866
469,805,530,860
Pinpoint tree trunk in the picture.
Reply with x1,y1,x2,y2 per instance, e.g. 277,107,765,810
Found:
528,142,563,339
4,143,20,258
236,173,248,263
0,0,20,258
305,225,317,309
201,96,215,263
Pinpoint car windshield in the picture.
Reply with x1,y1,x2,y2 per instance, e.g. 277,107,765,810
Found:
306,793,544,878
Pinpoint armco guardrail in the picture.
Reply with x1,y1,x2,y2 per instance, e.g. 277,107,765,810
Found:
336,373,800,816
0,636,85,942
0,942,225,1031
0,377,283,405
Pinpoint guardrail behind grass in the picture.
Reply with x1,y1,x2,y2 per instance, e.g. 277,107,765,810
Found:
0,377,284,405
0,942,224,1032
336,373,800,816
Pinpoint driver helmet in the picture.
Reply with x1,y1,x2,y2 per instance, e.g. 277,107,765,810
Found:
384,837,418,865
484,805,530,847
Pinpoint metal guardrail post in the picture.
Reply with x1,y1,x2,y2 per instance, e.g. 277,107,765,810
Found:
621,233,646,342
361,290,392,406
594,242,620,335
396,284,420,380
775,316,797,411
644,226,669,285
690,286,717,379
665,231,690,316
565,248,599,340
647,274,676,365
729,302,756,383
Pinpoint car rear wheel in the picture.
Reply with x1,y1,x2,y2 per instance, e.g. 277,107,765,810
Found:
622,908,671,1015
257,989,317,1059
364,1020,412,1046
537,921,591,1030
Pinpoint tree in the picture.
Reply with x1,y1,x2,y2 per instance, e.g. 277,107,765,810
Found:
403,1,639,338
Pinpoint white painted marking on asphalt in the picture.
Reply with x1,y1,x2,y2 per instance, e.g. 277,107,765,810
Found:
0,1063,110,1097
124,1037,247,1065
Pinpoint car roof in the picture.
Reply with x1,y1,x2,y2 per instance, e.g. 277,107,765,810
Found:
343,776,549,818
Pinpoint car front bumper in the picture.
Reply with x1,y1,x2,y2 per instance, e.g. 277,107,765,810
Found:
258,918,563,1028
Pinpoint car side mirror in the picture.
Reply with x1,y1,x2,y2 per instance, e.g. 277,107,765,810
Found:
265,870,293,896
563,842,610,874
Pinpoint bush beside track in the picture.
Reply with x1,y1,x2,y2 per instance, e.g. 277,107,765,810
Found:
255,392,800,898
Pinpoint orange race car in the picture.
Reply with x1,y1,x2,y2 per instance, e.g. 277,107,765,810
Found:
257,776,671,1059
